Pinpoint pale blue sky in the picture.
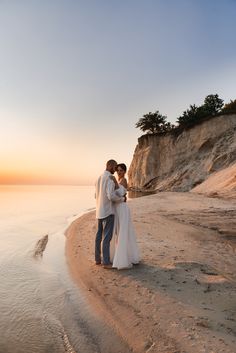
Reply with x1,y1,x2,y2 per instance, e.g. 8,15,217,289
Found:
0,0,236,184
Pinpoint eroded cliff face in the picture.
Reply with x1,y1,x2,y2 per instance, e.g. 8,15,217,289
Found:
128,114,236,191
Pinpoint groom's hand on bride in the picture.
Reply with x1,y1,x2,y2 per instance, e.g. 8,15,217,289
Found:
123,194,127,202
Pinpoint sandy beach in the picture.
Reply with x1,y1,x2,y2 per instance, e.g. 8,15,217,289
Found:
65,192,236,353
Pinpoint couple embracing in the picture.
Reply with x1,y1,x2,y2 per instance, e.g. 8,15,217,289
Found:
95,159,140,269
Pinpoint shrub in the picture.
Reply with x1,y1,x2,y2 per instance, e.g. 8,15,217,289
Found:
177,94,224,129
221,99,236,114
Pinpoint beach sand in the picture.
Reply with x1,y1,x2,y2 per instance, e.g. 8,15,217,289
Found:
65,192,236,353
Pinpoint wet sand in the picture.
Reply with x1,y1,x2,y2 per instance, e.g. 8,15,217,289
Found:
65,192,236,353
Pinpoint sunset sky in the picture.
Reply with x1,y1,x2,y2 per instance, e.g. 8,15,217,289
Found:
0,0,236,185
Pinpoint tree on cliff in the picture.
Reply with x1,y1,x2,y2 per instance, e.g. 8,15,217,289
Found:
203,94,224,116
177,94,224,128
177,104,200,128
222,99,236,114
135,111,172,134
135,93,230,136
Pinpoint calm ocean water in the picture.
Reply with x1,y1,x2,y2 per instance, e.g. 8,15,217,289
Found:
0,185,131,353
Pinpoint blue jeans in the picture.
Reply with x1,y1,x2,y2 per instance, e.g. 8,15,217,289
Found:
95,214,114,265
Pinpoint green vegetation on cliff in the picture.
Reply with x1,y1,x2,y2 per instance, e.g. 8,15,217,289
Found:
136,94,236,135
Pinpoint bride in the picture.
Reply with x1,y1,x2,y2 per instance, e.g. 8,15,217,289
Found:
110,163,140,269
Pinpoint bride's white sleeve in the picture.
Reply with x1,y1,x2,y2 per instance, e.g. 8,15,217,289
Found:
115,186,126,197
106,180,124,202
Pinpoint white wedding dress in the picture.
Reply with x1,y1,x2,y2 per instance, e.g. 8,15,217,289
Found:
111,184,140,269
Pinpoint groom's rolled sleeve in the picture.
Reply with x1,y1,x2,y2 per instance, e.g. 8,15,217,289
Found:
106,180,124,203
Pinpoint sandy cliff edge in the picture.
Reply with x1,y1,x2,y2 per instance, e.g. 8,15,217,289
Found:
65,193,236,353
128,114,236,192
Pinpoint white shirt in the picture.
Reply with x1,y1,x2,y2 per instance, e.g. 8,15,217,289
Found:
95,171,125,219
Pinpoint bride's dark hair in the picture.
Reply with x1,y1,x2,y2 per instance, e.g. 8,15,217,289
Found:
117,163,127,172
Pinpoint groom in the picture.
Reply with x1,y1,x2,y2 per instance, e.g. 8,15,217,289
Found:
95,159,126,269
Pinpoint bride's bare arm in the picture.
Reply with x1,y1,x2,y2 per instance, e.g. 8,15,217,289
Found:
119,177,128,189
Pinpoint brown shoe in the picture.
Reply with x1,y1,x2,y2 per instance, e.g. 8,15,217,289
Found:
103,264,113,269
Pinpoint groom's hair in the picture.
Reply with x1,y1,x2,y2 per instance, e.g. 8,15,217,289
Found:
106,159,117,169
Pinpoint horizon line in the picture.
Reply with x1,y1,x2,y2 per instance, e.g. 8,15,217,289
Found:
0,183,94,186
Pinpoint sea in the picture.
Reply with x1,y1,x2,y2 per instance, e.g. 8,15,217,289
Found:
0,185,131,353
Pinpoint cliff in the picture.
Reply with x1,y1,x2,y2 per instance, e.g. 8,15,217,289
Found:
191,162,236,199
128,114,236,192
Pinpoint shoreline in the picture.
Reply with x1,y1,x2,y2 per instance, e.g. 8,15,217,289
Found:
65,192,236,353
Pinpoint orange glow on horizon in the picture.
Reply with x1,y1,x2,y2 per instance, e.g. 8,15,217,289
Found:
0,169,93,186
0,171,56,185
